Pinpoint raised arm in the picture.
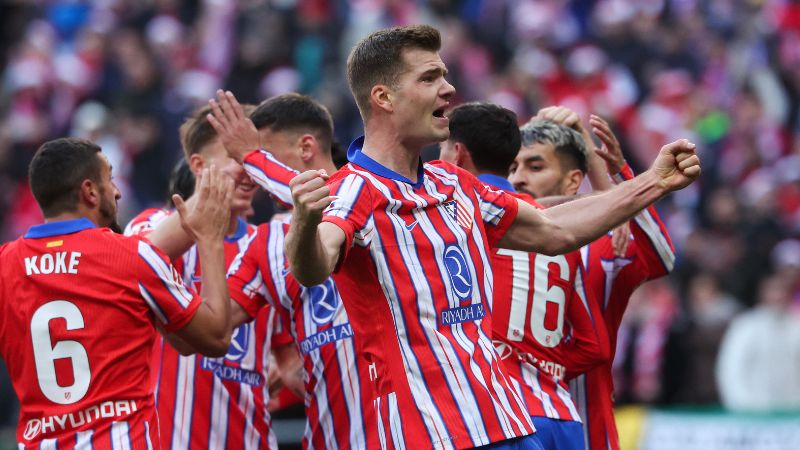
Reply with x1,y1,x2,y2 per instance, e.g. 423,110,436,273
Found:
169,166,235,356
499,139,700,255
285,170,344,286
207,89,299,207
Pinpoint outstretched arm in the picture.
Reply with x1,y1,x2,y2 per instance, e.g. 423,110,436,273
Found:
170,166,235,356
284,170,345,286
207,89,299,207
499,139,700,255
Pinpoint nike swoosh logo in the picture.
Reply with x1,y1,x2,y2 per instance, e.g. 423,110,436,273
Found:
281,268,291,278
405,221,418,231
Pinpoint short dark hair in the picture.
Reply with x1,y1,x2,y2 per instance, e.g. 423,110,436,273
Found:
447,102,520,175
346,24,441,119
250,93,334,151
167,158,195,207
29,138,103,216
179,105,217,159
519,120,588,174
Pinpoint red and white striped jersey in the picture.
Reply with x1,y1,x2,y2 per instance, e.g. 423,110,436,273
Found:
126,210,289,450
569,164,675,450
239,147,378,449
489,186,609,424
0,218,201,449
318,138,535,450
228,219,377,449
243,149,298,209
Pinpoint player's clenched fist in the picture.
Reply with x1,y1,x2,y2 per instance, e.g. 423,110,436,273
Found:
649,139,701,193
173,164,234,242
290,169,332,225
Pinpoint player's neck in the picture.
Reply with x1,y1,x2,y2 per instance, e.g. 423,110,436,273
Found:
225,215,240,236
362,129,423,182
44,209,100,227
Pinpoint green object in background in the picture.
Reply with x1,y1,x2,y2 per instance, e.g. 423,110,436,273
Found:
694,111,730,143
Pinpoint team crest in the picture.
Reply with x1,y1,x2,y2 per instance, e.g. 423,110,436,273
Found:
441,199,473,230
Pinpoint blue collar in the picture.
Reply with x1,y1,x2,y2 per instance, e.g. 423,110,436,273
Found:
25,218,96,239
347,136,425,188
477,173,515,192
225,217,248,243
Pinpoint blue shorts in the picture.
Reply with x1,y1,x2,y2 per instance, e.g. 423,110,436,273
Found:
473,434,545,450
529,417,585,450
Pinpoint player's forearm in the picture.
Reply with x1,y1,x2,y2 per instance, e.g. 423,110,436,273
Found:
285,220,334,286
587,148,613,191
195,239,232,351
243,149,298,209
542,170,666,253
146,213,195,260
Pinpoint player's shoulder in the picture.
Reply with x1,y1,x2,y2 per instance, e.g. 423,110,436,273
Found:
124,207,172,236
426,159,469,177
511,192,541,208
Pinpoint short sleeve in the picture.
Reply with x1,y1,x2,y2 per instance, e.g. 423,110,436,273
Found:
320,171,374,268
135,239,201,332
227,229,274,318
475,181,519,248
124,208,171,237
243,149,299,209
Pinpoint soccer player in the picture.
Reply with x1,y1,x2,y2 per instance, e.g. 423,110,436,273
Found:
286,25,699,450
508,109,676,450
125,106,296,450
0,137,233,449
207,90,378,449
439,102,609,450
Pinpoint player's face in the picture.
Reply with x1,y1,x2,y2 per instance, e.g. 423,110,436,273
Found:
96,153,122,232
258,128,306,171
391,49,455,147
509,142,568,198
198,138,257,214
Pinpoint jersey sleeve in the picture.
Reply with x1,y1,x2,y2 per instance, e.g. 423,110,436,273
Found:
474,180,519,248
321,171,375,270
613,163,676,279
561,263,610,378
243,149,299,209
124,208,171,237
227,229,274,319
135,239,202,332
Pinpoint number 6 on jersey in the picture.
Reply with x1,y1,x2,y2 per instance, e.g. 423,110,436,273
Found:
31,300,91,405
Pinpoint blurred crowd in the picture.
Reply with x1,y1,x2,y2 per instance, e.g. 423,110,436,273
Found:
1,0,799,423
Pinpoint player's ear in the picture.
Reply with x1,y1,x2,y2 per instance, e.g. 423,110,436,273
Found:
79,179,100,207
299,134,317,162
188,153,204,175
562,169,584,196
371,84,393,113
454,142,470,167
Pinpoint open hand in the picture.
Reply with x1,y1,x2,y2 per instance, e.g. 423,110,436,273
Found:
207,89,260,163
173,165,233,242
589,115,625,175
